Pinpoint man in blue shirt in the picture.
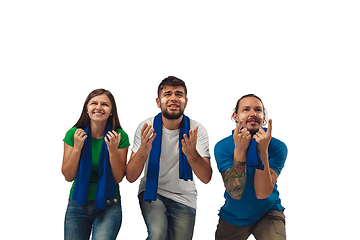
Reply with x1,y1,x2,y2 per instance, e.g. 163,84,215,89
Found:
214,94,288,240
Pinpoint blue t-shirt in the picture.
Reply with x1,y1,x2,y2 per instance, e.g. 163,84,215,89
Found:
214,134,288,226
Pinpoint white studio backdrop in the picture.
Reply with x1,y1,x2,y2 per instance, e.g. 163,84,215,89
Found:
1,1,359,239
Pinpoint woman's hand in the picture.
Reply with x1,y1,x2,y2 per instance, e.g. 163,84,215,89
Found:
105,130,121,153
73,128,87,150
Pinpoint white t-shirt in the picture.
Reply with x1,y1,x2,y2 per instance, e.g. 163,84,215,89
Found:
131,116,210,209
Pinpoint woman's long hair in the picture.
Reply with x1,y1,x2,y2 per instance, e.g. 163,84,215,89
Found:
74,89,122,130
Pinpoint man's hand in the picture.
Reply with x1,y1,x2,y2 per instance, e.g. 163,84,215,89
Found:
233,120,252,154
253,119,272,154
182,126,199,158
140,123,156,154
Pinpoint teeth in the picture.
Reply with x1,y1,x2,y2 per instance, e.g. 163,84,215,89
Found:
94,112,103,115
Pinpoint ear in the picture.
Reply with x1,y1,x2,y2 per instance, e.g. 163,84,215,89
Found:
232,112,239,123
156,98,161,108
184,98,188,108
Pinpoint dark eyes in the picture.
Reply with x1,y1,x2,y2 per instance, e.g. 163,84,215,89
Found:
243,108,262,112
90,102,109,106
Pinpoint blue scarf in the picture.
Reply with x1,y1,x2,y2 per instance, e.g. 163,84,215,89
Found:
72,123,117,209
232,127,268,170
143,113,192,202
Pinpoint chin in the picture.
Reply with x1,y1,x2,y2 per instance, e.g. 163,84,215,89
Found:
162,110,183,120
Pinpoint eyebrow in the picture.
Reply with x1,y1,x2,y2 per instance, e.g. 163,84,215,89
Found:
163,90,184,96
242,105,263,109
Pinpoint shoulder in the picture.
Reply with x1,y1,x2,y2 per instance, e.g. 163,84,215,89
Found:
269,137,288,158
189,118,208,136
137,117,155,129
214,135,234,173
268,137,288,175
63,127,78,147
115,128,130,148
214,135,234,156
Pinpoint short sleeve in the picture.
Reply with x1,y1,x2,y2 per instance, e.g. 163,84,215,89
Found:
214,136,235,174
63,127,77,147
193,121,211,159
117,128,130,149
268,138,288,176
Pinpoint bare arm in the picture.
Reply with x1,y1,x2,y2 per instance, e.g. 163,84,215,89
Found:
61,129,87,182
221,151,247,199
182,126,212,184
126,123,156,183
105,131,129,183
253,119,278,199
220,121,252,199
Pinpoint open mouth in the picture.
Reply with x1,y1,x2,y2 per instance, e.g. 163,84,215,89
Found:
168,104,179,110
246,118,259,124
94,112,104,116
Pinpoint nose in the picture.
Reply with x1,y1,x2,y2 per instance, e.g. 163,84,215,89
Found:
249,109,256,116
95,103,102,109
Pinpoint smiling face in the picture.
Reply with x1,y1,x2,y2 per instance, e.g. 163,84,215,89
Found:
233,96,266,135
86,94,112,123
156,85,188,120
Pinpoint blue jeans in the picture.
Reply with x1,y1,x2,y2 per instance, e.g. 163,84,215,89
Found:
138,191,196,240
64,198,122,240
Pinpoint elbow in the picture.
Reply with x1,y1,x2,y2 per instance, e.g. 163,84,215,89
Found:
201,174,212,184
255,190,271,199
61,169,74,182
199,168,213,184
63,174,74,182
125,173,137,183
226,189,243,200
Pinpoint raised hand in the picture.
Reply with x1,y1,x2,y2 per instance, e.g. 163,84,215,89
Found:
105,130,121,153
140,123,156,154
253,119,272,153
73,128,87,150
233,120,252,153
182,126,199,158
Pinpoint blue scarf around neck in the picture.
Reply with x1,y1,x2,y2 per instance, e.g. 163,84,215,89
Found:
143,113,193,202
232,127,268,170
72,122,117,209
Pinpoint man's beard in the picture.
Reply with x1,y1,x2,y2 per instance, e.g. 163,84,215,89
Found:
161,108,184,120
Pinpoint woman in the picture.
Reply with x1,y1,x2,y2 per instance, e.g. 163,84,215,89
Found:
62,89,129,240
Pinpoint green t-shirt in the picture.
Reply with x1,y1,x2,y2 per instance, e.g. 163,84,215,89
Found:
63,127,130,200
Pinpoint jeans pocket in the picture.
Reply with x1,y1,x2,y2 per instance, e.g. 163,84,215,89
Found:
268,211,286,237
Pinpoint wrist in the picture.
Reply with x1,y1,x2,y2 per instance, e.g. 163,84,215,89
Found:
234,149,247,162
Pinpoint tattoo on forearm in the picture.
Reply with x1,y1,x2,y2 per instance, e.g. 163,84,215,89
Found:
221,160,246,200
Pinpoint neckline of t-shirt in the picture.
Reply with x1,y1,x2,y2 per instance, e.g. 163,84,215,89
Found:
162,125,180,135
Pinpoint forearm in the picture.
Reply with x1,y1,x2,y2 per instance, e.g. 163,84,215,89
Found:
221,150,247,200
186,152,212,184
108,148,127,183
125,148,148,183
254,151,275,199
62,148,81,182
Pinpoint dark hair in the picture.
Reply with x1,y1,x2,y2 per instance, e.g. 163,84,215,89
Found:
157,76,187,98
74,89,122,130
233,94,268,125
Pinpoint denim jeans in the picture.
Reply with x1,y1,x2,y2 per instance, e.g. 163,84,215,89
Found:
138,191,196,240
64,198,122,240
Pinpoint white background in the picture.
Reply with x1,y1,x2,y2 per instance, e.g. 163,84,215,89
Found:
1,1,359,239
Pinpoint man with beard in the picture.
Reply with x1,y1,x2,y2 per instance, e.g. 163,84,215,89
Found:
126,76,212,240
214,94,287,240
